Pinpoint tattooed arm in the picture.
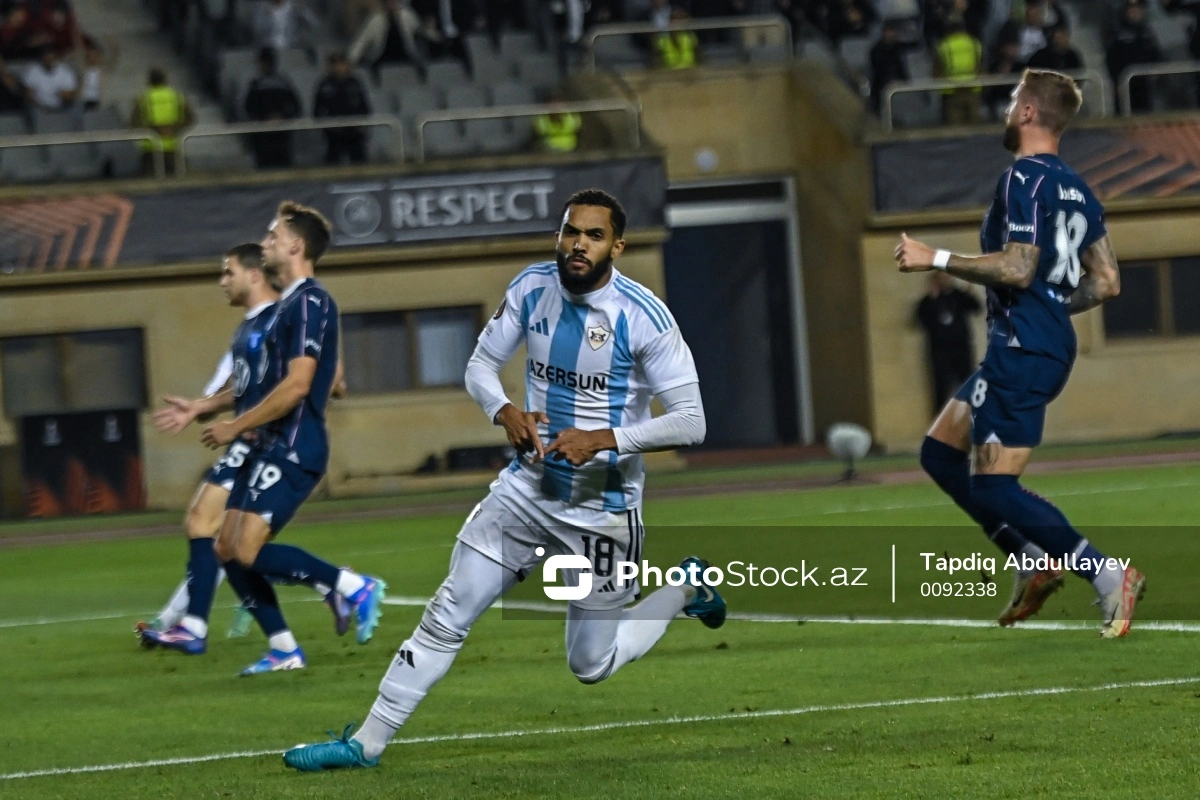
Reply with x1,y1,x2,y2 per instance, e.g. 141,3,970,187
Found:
1068,234,1121,314
895,234,1040,289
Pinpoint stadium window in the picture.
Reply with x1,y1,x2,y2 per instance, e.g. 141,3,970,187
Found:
0,328,146,416
342,307,481,394
1102,261,1161,339
1170,257,1200,336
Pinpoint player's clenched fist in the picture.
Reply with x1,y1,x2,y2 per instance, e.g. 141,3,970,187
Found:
895,232,936,272
495,404,549,462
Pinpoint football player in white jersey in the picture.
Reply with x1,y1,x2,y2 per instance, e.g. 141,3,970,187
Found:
284,189,724,772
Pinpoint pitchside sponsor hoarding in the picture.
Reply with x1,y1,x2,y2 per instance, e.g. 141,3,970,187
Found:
0,157,666,272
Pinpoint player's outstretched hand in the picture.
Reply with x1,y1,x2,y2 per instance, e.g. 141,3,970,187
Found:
895,233,936,273
153,395,198,435
546,428,617,467
201,420,239,450
496,404,549,461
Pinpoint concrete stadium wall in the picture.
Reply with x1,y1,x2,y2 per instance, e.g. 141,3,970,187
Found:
617,62,875,437
0,240,666,508
862,208,1200,452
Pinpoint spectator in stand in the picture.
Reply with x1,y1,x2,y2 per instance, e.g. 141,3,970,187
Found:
0,54,24,113
252,0,317,54
915,272,981,414
412,0,479,62
1028,24,1082,71
244,46,302,168
348,0,425,74
825,0,875,45
870,20,910,114
313,52,371,165
1,0,88,60
76,38,117,111
984,37,1024,120
935,16,982,125
927,0,987,42
996,1,1049,64
534,91,582,152
656,7,699,69
1106,0,1162,113
1162,0,1200,105
23,44,76,110
131,66,193,175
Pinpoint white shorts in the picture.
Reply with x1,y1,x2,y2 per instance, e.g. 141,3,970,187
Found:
457,474,646,611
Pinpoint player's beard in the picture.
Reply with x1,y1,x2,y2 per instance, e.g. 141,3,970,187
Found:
1002,123,1021,154
556,250,613,294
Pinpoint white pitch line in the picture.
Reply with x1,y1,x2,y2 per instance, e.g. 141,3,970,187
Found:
2,675,1197,781
4,595,1199,634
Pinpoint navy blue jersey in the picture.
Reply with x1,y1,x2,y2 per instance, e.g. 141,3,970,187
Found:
229,303,278,416
262,278,340,473
979,154,1106,365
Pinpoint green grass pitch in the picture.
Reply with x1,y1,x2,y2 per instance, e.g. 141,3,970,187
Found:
2,459,1199,798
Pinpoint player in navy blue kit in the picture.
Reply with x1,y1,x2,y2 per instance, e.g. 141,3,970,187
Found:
895,69,1145,638
138,243,349,646
149,203,386,675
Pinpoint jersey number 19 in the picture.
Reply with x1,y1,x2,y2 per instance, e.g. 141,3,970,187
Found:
1048,210,1086,289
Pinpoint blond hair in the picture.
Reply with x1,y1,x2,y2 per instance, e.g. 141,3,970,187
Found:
1021,69,1083,134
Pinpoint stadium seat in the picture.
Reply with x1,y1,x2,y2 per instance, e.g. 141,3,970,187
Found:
0,147,56,182
491,81,536,107
423,119,475,158
0,113,28,137
426,60,470,88
514,53,559,94
592,35,646,71
498,31,536,61
378,64,421,92
82,107,124,131
464,33,501,77
32,108,81,135
444,84,488,110
52,142,104,182
839,35,873,76
279,48,313,76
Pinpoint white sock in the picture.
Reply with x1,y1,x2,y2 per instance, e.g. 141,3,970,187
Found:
1018,542,1049,578
336,570,366,599
312,581,331,596
158,579,191,628
1092,563,1123,596
268,630,299,652
354,634,458,760
611,586,689,672
180,615,208,638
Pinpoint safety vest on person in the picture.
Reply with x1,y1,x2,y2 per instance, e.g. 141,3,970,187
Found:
534,112,582,152
139,85,185,152
937,32,982,94
656,31,698,70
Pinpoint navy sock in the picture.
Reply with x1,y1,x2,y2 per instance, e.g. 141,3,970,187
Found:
252,543,340,589
970,474,1107,580
919,437,1030,556
184,537,220,622
223,560,288,636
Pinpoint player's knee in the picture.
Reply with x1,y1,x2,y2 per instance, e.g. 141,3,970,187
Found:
418,599,472,650
213,536,237,563
185,506,219,539
566,640,616,685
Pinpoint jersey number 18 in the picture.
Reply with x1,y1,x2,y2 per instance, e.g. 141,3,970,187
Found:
1048,210,1086,289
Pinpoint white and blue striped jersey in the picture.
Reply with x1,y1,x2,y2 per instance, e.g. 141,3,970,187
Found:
478,262,699,512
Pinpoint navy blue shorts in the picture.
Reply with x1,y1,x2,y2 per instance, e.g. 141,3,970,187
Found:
226,450,321,535
205,440,255,492
954,346,1071,448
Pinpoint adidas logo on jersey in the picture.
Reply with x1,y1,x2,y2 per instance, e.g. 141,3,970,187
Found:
529,318,549,335
597,580,616,594
396,649,415,668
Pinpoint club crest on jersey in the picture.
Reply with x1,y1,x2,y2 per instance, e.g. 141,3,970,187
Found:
248,332,263,350
587,325,611,351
